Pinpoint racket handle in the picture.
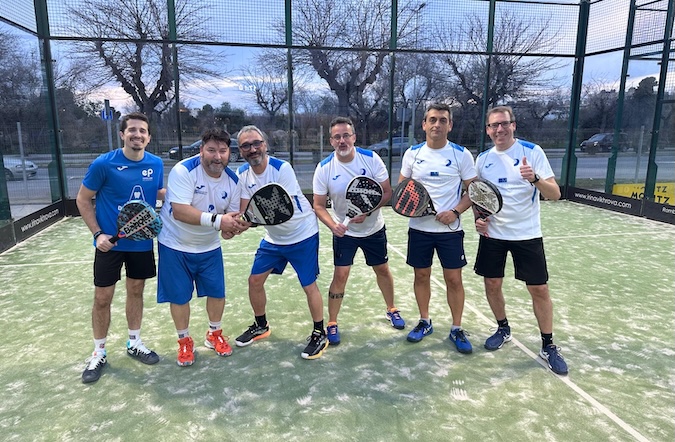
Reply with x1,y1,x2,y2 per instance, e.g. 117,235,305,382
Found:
109,235,120,244
343,217,351,227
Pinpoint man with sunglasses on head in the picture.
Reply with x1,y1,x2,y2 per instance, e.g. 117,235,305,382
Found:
398,103,476,353
234,125,328,360
312,116,405,346
474,106,567,375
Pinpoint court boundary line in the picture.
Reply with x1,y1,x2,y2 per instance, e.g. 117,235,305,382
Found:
387,241,651,442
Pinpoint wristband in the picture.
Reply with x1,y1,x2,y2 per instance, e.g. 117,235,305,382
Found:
200,212,213,227
451,209,460,219
213,214,223,231
93,230,104,240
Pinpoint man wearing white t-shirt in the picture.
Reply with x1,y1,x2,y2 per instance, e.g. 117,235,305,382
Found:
398,103,476,353
313,117,405,346
234,125,328,360
474,106,568,375
158,129,249,367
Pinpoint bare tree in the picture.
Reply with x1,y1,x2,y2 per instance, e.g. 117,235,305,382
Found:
65,0,225,119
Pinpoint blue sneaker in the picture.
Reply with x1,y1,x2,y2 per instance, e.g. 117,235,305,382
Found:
484,326,512,351
449,328,473,354
326,323,340,346
539,344,568,375
407,320,433,342
386,309,405,330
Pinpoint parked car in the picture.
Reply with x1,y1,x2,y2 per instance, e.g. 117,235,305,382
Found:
169,139,241,162
365,137,418,157
3,156,38,181
579,133,630,153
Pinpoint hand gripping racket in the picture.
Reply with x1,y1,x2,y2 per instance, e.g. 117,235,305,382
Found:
468,178,503,219
343,176,384,226
392,178,437,217
242,183,294,226
110,200,163,243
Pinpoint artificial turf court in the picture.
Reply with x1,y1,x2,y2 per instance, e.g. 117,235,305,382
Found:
0,201,673,441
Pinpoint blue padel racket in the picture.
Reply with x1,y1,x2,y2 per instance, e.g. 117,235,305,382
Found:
110,200,162,243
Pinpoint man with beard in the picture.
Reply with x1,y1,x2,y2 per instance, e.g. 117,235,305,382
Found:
157,128,249,367
312,116,405,346
234,125,328,360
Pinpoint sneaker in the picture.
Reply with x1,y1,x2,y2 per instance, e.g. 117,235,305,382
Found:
205,330,233,356
449,328,473,354
407,319,433,343
539,344,569,375
326,323,340,346
82,351,107,384
484,326,512,351
177,336,195,367
126,340,160,365
386,309,406,330
235,322,271,347
301,329,328,360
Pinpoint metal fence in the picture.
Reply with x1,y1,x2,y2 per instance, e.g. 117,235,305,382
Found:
0,0,673,250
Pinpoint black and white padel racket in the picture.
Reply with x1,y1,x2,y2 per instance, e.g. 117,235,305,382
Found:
242,183,294,226
343,176,384,226
110,200,163,243
468,178,503,220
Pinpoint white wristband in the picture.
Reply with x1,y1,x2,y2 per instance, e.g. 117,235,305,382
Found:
213,214,223,231
200,212,213,227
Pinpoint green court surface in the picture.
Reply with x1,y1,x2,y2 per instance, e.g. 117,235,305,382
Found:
0,201,673,441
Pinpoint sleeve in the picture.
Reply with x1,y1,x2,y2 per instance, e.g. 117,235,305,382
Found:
226,180,242,212
166,166,195,206
534,146,555,180
371,153,389,183
278,162,303,197
460,149,477,180
81,157,106,192
312,162,328,196
400,148,414,178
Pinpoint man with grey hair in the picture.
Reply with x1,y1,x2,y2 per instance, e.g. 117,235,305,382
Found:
234,125,328,360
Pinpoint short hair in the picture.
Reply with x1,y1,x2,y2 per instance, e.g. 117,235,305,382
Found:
119,112,150,134
200,128,231,147
486,106,516,124
423,103,453,121
237,125,268,144
329,116,354,131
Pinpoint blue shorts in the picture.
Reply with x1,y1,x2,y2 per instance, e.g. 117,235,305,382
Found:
406,228,467,270
251,233,320,287
474,236,549,285
333,227,389,267
157,243,225,305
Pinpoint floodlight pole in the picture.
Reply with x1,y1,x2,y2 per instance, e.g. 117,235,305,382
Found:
408,2,426,144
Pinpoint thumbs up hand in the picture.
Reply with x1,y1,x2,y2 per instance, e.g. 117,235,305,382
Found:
520,156,536,183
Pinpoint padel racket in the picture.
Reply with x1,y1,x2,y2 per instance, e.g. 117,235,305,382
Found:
391,178,437,217
110,200,163,243
242,183,294,226
343,176,384,226
468,178,503,219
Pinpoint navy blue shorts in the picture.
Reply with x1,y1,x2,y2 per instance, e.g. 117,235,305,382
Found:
157,243,225,305
93,249,156,287
251,233,320,287
473,236,549,285
333,227,389,267
406,228,467,270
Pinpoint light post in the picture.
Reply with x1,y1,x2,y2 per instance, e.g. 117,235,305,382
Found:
408,2,427,144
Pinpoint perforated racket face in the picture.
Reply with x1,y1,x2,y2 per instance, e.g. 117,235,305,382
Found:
244,183,294,225
392,178,436,217
468,179,503,218
115,200,162,241
345,176,383,217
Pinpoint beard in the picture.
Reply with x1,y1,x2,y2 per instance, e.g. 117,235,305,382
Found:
203,159,224,176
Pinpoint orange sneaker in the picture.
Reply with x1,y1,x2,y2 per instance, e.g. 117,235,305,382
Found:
177,336,194,366
205,329,233,356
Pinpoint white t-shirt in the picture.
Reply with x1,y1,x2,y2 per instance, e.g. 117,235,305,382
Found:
400,141,476,233
159,156,241,253
475,138,554,240
312,147,389,238
237,157,318,245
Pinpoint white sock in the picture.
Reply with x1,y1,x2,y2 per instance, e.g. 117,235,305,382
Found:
451,325,461,331
208,321,221,332
177,328,190,339
93,338,106,354
128,329,141,347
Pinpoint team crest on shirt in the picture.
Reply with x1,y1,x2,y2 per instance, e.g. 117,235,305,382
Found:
194,184,207,195
445,160,452,167
499,178,507,183
221,191,228,200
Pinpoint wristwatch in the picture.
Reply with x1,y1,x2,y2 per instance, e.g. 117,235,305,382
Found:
451,209,461,219
530,174,540,184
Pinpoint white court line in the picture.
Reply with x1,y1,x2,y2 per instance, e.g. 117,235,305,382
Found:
387,242,651,442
